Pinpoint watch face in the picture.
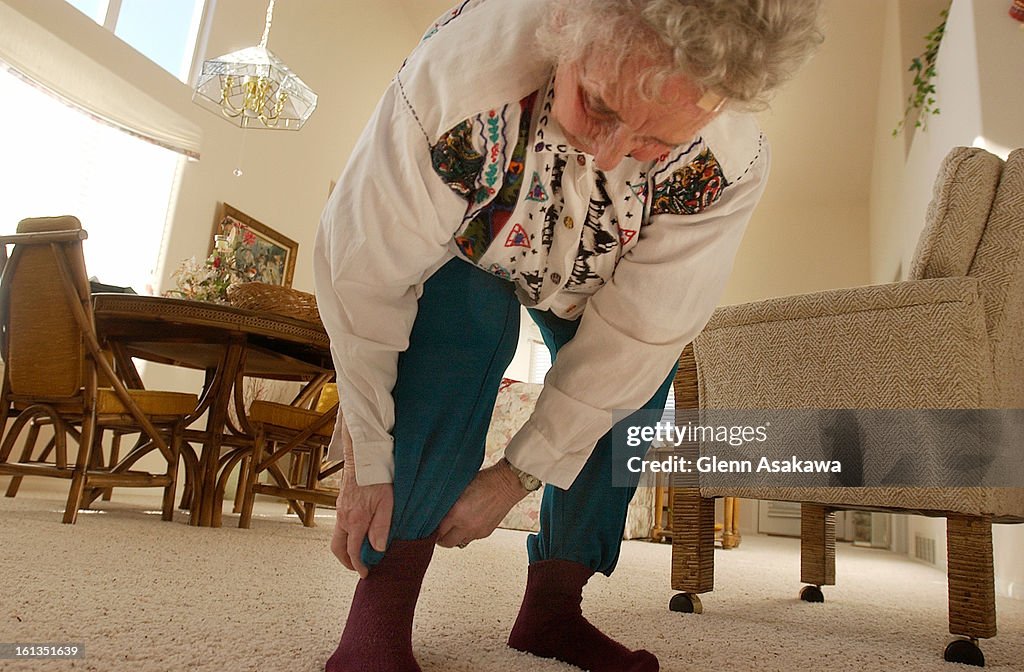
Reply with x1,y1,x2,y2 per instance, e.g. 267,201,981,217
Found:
522,474,542,491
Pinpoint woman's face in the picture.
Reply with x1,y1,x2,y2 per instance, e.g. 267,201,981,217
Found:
551,52,724,171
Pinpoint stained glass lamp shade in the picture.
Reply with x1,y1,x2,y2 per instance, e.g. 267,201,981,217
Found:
192,0,317,130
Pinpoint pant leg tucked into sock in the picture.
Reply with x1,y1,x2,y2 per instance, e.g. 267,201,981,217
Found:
508,559,659,672
326,534,437,672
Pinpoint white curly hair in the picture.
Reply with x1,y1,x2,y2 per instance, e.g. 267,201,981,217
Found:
536,0,825,110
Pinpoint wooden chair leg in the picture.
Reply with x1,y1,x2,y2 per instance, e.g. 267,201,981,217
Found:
301,446,323,527
800,503,836,587
63,416,97,525
288,451,305,517
947,516,996,640
180,467,193,512
670,488,715,596
82,428,108,506
3,474,22,498
650,480,668,541
160,425,181,522
721,497,741,549
4,421,42,498
231,454,249,514
102,431,122,502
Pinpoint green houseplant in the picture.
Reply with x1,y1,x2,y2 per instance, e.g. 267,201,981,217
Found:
893,8,948,137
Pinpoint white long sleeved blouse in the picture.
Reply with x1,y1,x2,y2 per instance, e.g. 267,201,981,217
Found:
313,0,770,489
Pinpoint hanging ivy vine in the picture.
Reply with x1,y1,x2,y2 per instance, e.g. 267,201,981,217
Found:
893,9,948,137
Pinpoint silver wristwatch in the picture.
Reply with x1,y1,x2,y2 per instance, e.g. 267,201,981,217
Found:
505,458,542,492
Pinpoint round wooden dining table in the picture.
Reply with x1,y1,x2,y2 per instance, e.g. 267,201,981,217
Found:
92,293,334,527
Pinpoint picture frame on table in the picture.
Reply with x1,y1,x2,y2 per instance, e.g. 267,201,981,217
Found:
210,203,298,288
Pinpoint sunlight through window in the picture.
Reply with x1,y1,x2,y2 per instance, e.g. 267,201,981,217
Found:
0,68,180,294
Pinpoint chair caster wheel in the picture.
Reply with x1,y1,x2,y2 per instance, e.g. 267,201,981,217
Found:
944,638,985,667
799,585,824,603
668,592,703,614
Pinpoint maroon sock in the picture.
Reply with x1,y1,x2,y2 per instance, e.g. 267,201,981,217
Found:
508,559,659,672
325,534,437,672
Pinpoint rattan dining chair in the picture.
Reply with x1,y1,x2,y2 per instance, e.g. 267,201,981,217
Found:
237,384,341,528
0,216,198,523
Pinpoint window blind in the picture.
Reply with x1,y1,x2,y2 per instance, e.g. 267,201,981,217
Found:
0,0,202,159
529,339,552,385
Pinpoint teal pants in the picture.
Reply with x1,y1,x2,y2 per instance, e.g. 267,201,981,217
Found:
363,258,674,575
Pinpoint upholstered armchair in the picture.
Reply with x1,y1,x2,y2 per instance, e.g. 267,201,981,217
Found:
669,147,1024,667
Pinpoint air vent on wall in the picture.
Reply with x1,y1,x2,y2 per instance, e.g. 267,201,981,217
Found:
914,534,936,565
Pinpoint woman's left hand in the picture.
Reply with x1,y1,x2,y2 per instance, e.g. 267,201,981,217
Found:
436,460,529,548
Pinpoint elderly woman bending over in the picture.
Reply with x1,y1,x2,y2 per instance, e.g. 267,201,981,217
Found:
314,1,824,670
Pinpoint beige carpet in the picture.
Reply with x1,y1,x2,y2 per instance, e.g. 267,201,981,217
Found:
1,490,1022,672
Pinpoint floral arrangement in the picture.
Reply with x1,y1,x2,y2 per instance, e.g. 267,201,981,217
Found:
165,219,257,303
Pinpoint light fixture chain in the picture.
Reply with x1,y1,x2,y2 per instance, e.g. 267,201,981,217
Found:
259,0,275,48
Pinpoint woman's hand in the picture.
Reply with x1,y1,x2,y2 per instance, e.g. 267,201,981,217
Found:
331,418,393,578
436,459,529,548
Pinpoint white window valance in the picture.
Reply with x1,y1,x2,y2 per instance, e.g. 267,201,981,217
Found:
0,0,202,159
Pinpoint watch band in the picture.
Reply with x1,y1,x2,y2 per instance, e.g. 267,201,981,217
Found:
505,458,542,492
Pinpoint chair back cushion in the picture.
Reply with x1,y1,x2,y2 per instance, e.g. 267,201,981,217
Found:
910,147,1002,281
6,216,86,397
965,149,1024,405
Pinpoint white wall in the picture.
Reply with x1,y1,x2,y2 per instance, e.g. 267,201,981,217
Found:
721,0,883,304
723,203,870,305
869,0,983,287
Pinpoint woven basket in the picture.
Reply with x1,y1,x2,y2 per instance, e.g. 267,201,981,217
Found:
227,282,322,326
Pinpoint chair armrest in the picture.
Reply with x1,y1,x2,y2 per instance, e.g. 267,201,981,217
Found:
693,277,994,408
706,277,978,329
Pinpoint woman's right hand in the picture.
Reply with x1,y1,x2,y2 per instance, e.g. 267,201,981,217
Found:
330,417,394,578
